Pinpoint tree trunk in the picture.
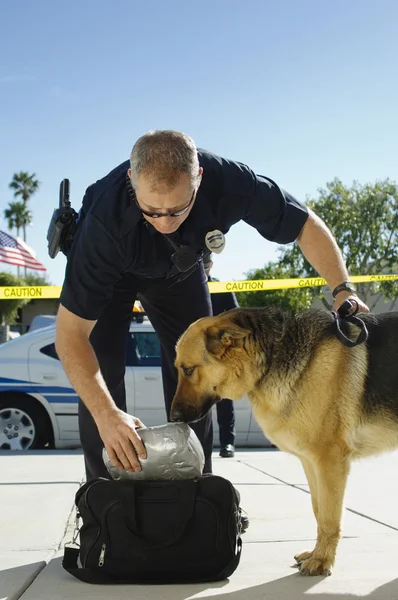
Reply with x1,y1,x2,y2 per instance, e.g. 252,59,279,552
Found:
0,318,9,344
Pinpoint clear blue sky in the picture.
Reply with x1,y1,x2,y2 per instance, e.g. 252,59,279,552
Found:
1,0,397,285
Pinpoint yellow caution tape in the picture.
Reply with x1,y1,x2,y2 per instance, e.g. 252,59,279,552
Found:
208,274,398,293
0,286,62,299
0,274,396,299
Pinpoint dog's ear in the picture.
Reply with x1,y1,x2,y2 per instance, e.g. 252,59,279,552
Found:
205,324,250,356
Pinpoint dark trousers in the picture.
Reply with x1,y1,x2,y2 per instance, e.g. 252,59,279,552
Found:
216,399,235,446
79,265,213,481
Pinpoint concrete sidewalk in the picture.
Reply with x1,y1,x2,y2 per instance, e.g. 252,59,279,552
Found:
2,448,398,599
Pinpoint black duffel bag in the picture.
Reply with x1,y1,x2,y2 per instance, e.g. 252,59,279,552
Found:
62,475,243,584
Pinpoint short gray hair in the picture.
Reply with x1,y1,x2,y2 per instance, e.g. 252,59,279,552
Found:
130,130,200,191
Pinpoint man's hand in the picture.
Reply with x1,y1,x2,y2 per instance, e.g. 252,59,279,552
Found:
95,409,147,472
332,292,369,314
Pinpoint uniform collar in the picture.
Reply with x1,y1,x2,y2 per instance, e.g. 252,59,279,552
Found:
177,188,218,249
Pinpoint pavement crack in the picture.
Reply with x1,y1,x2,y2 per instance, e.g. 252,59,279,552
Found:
238,460,398,533
243,536,359,544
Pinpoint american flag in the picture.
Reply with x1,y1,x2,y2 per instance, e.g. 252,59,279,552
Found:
0,230,46,271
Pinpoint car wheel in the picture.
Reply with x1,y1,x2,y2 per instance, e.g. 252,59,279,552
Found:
0,394,54,450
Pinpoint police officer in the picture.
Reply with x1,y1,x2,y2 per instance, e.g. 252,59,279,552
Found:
205,256,239,458
55,130,368,482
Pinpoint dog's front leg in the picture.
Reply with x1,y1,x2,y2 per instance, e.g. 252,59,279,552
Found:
294,457,319,565
298,453,349,577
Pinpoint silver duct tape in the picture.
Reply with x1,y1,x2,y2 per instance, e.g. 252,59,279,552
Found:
102,422,205,481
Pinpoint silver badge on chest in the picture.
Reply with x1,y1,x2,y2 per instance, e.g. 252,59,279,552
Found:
205,229,226,254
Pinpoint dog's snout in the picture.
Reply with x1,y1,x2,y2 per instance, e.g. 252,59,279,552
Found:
170,402,201,423
170,405,186,423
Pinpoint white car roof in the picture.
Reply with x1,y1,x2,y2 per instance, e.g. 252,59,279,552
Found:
0,317,155,353
29,315,57,331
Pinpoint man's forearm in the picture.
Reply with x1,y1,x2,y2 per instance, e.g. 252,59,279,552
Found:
55,332,117,421
296,208,350,291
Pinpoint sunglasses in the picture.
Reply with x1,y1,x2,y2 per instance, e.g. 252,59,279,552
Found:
135,189,196,219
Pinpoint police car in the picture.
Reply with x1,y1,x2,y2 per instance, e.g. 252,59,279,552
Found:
0,317,270,450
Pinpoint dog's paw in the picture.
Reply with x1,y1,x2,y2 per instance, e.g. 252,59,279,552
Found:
294,550,313,565
299,556,332,577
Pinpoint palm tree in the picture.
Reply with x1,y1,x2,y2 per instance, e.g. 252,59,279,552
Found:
4,201,31,239
9,172,40,242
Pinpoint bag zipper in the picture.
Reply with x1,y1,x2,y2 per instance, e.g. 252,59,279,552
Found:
83,491,117,567
98,543,106,567
80,481,104,568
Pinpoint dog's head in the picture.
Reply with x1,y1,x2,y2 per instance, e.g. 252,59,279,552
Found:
170,314,253,423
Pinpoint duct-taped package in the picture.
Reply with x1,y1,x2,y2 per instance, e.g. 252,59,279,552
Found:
102,422,205,481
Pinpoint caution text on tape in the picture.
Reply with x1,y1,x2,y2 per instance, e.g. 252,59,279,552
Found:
0,274,397,299
0,286,62,299
208,274,398,293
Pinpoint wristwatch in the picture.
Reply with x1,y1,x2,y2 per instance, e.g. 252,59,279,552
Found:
332,281,356,299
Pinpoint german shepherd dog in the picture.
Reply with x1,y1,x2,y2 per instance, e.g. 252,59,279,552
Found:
170,307,398,576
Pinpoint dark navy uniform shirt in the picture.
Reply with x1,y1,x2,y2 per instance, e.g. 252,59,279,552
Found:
60,148,308,320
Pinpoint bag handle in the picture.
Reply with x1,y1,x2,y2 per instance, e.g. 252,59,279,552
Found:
62,538,242,584
120,481,197,549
